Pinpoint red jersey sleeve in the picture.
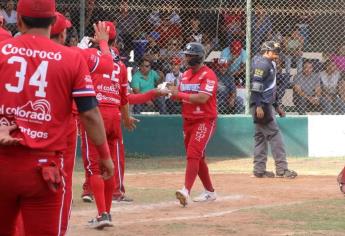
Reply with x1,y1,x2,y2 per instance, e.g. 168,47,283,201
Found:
72,54,95,98
119,62,128,106
198,70,217,97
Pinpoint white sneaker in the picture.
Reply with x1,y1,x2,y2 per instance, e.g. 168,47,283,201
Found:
175,187,189,207
193,190,217,202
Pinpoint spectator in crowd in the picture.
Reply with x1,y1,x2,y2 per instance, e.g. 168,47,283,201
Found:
115,0,140,60
336,74,345,114
221,8,244,44
156,13,181,49
131,57,166,114
319,60,341,114
215,59,244,114
184,17,203,44
0,15,11,41
164,57,182,114
66,34,79,47
148,0,181,29
275,59,291,107
332,45,345,73
144,31,161,60
252,3,272,55
292,61,321,114
0,0,16,34
284,27,304,75
220,40,247,86
296,14,313,48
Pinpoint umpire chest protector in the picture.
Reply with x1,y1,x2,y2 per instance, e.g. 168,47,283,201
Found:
250,55,277,105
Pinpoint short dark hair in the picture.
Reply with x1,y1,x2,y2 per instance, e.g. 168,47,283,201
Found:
21,16,56,29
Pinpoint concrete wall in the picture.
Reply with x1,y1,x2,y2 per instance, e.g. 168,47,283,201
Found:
123,115,308,157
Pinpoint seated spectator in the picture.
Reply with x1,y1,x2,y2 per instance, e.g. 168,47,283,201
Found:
319,60,341,114
284,27,304,75
131,57,166,114
159,37,183,74
220,40,247,86
336,75,345,114
0,0,16,35
148,0,181,29
184,17,203,44
292,61,321,114
275,59,291,107
145,31,161,56
252,3,272,55
221,9,244,44
156,13,181,49
215,59,244,114
332,45,345,73
164,57,182,114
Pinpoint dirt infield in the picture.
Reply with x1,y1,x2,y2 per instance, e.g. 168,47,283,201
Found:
68,169,345,236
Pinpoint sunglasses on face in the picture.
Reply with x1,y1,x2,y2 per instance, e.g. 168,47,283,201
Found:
141,64,151,68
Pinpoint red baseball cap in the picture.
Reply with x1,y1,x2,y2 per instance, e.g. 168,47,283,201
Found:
17,0,56,18
104,21,116,40
51,12,71,35
230,40,242,55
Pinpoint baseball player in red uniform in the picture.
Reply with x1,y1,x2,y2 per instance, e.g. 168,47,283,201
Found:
169,42,218,207
49,13,115,233
79,20,138,228
0,0,114,235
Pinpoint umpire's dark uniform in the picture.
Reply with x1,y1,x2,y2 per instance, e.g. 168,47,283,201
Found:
250,41,297,178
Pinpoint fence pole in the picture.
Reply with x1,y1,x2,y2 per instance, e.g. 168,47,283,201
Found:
79,0,86,39
245,0,252,115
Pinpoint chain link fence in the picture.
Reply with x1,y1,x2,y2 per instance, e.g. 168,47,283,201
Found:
5,0,345,115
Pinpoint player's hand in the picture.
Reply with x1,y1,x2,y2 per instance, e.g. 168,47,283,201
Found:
99,158,114,180
91,21,109,44
0,125,22,146
169,86,179,97
256,106,264,119
275,106,286,117
123,116,140,131
154,88,171,96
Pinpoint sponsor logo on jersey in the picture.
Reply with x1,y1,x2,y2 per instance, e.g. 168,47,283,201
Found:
0,99,52,124
180,83,200,92
1,44,62,61
96,84,119,94
254,69,264,77
96,93,120,104
205,79,215,92
0,117,12,126
19,126,48,139
192,106,204,115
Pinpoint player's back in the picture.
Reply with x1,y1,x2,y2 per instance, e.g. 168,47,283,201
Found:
0,34,94,151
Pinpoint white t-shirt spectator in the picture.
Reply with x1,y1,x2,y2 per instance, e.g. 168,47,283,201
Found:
0,9,16,24
165,71,182,86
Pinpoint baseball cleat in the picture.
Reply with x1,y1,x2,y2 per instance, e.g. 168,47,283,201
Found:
193,190,217,202
88,212,113,230
175,187,189,207
253,171,275,178
112,195,134,203
82,194,93,203
276,169,298,179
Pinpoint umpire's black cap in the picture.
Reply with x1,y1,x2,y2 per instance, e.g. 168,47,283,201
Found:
261,41,281,54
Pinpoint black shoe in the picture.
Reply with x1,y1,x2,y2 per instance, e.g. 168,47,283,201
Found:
276,169,298,179
254,171,275,178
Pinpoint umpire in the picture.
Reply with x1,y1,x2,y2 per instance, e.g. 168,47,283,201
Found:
250,41,297,179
